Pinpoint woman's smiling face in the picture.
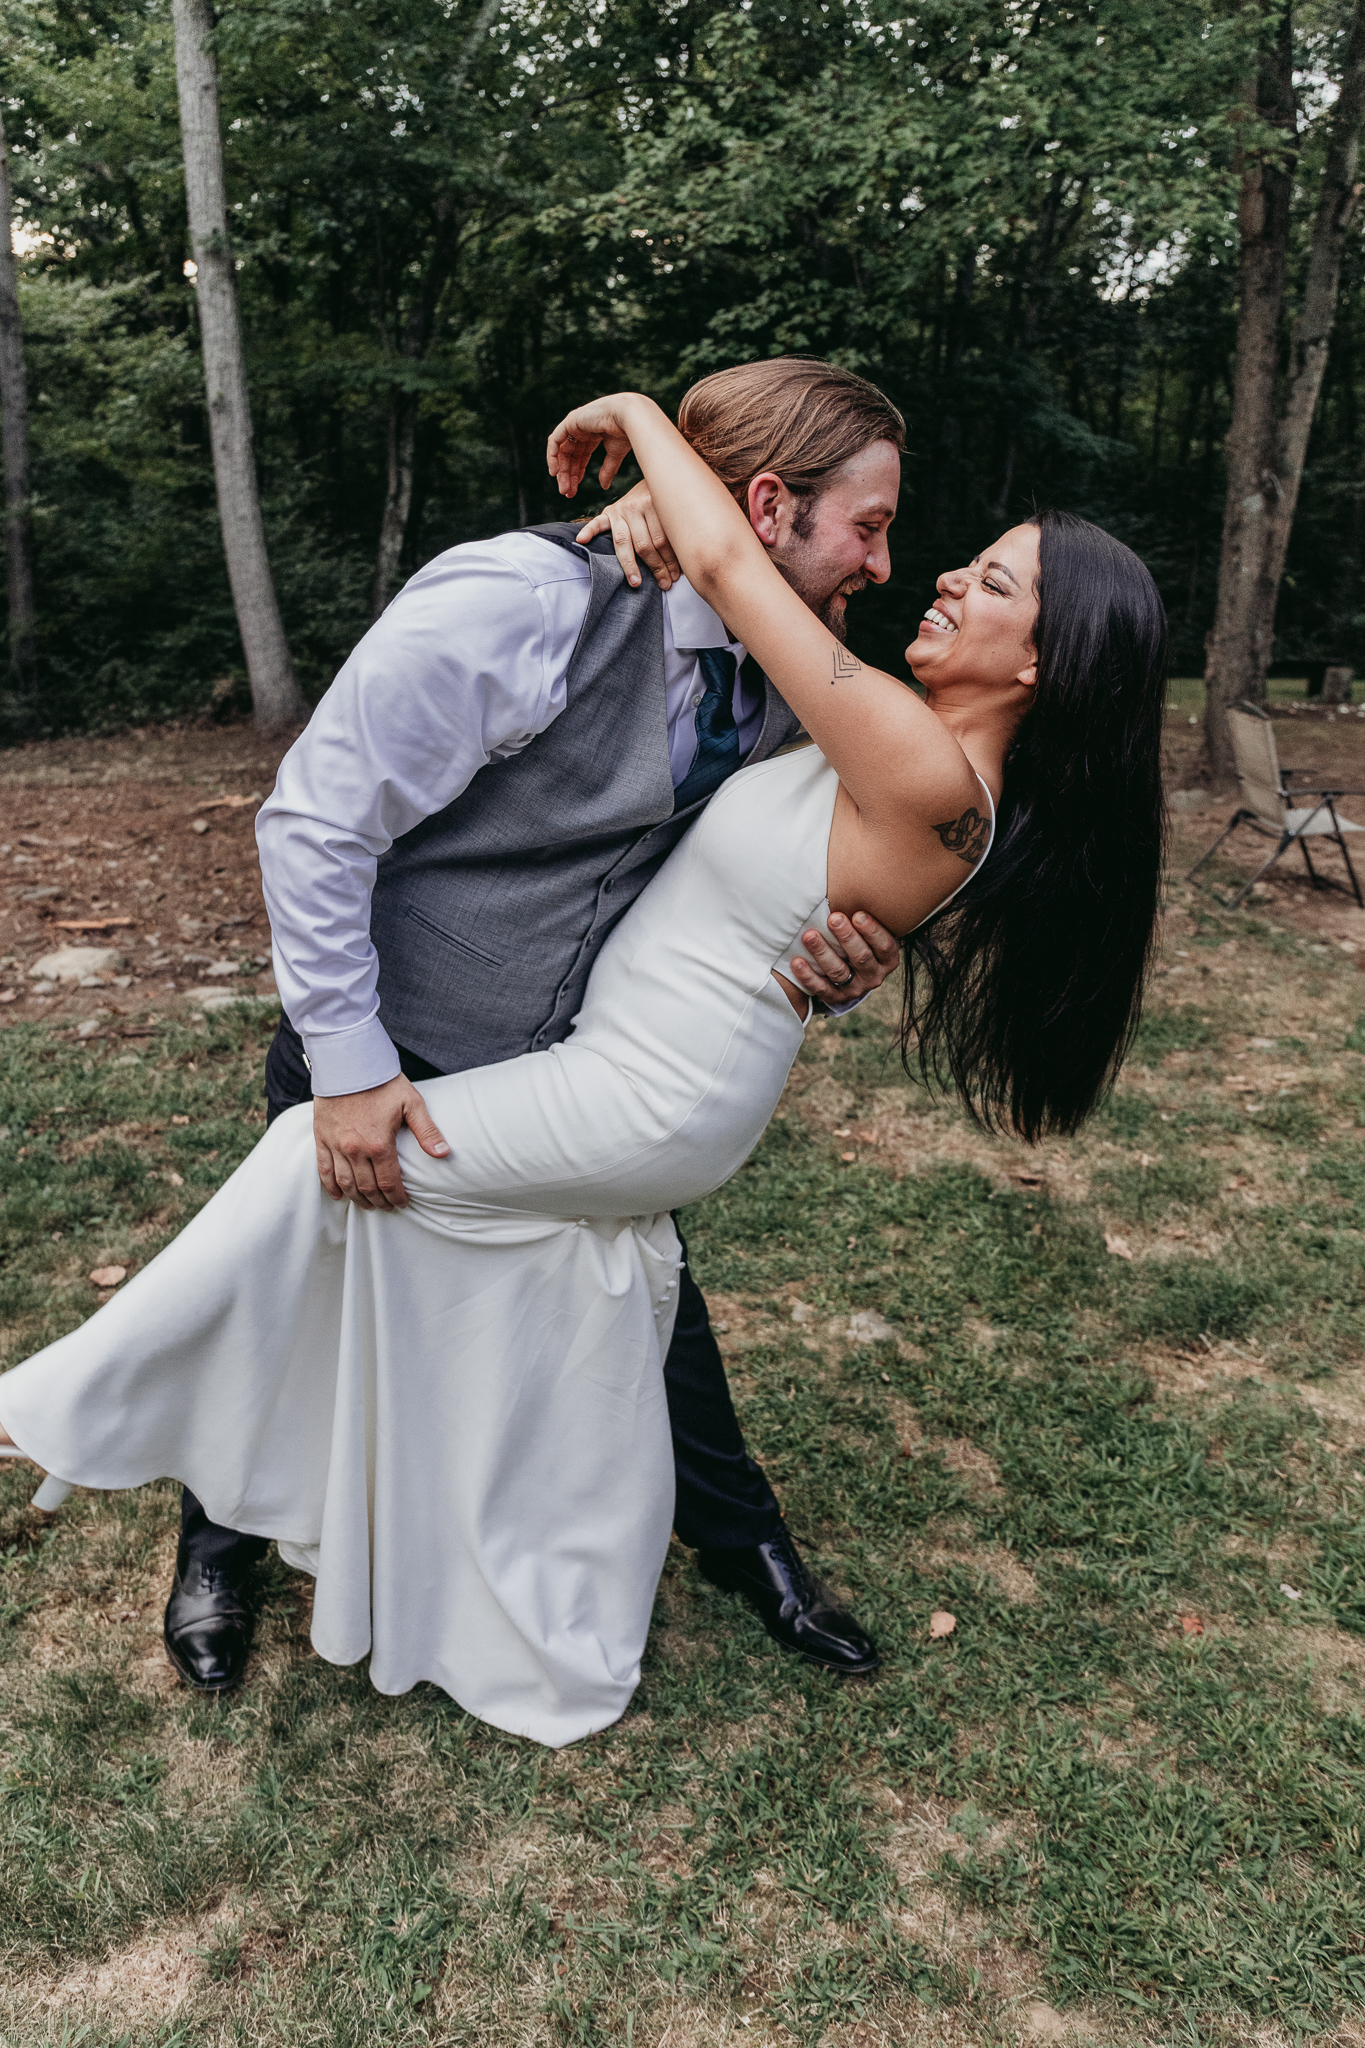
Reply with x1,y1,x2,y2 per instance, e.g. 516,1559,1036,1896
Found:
906,523,1041,693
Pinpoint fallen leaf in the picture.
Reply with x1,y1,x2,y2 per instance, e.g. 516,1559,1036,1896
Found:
170,1114,190,1126
1104,1231,1133,1260
840,1151,857,1163
1179,1614,1205,1636
89,1265,126,1288
1280,1582,1303,1601
853,1127,878,1144
1012,1170,1044,1189
928,1610,957,1639
165,1171,184,1187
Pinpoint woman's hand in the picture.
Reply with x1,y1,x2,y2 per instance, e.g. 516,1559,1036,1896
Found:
574,483,682,591
546,394,645,500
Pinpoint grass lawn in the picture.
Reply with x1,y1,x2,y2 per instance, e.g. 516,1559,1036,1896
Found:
2,890,1365,2044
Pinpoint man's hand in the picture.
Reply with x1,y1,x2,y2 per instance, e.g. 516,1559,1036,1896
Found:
788,910,900,1006
574,483,682,591
312,1076,450,1211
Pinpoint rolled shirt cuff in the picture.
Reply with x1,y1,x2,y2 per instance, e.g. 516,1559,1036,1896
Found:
819,990,871,1019
301,1014,403,1098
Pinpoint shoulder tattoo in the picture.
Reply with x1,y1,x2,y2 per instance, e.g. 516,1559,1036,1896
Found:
831,646,861,682
932,806,990,866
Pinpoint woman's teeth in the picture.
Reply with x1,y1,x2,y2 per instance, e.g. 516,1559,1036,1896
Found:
923,606,957,634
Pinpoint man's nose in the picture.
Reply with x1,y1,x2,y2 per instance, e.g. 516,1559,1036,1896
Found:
864,532,892,584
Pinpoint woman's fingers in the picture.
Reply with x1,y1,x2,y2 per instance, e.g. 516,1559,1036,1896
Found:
643,506,682,586
575,486,681,590
546,401,634,497
574,507,645,586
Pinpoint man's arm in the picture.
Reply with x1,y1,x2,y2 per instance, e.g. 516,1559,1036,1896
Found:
257,540,586,1210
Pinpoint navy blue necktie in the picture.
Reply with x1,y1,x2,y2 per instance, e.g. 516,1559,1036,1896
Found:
673,647,741,812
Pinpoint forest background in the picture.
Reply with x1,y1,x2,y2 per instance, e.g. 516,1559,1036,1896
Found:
3,0,1365,737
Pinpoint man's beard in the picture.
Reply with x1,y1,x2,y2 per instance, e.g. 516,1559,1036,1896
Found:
773,558,868,643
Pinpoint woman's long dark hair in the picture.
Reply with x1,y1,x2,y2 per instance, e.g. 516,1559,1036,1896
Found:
903,510,1169,1141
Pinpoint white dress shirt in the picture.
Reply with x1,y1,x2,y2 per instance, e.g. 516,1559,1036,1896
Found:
256,531,766,1097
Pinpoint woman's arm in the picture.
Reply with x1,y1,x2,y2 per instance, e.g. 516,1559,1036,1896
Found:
546,396,976,856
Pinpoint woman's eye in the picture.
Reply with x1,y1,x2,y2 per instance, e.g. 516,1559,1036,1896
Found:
984,581,1004,596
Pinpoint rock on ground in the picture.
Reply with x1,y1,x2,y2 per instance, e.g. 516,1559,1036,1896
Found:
28,946,126,982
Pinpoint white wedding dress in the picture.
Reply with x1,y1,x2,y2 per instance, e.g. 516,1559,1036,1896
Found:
0,746,992,1746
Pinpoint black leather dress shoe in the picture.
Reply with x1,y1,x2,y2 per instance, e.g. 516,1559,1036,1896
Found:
695,1526,880,1674
163,1547,255,1693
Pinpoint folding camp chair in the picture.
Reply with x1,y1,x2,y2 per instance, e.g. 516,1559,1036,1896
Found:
1186,702,1365,909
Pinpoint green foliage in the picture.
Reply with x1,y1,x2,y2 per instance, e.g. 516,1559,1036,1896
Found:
4,0,1365,729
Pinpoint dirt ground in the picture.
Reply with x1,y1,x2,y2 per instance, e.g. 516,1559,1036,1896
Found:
0,722,300,1034
2,708,1364,1038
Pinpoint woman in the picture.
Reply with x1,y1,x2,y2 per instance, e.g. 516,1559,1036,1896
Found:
0,395,1167,1746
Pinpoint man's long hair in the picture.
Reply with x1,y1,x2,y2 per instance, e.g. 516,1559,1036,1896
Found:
678,358,906,505
903,511,1169,1141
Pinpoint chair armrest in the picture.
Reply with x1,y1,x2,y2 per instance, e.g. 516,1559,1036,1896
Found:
1283,784,1365,799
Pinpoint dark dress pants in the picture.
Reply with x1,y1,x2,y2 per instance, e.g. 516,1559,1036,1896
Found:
179,1020,782,1571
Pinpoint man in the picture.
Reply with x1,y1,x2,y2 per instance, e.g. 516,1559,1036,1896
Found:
165,357,906,1694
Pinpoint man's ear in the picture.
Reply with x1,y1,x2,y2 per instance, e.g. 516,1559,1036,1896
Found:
746,471,786,548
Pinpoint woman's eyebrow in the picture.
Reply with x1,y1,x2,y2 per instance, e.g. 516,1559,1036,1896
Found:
985,559,1019,588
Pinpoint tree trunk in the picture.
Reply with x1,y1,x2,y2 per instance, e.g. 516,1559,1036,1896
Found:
930,251,974,548
1252,0,1365,651
373,394,417,615
370,199,460,617
1201,4,1296,786
172,0,307,731
368,0,500,613
0,105,39,735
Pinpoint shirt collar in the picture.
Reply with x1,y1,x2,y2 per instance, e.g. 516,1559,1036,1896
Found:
663,576,745,657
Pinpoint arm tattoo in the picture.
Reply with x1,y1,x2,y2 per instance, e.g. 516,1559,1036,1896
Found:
831,646,861,682
932,806,990,866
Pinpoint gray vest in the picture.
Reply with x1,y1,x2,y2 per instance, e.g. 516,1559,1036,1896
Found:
369,524,802,1075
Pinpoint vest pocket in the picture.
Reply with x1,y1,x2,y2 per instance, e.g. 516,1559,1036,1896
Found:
402,903,507,968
